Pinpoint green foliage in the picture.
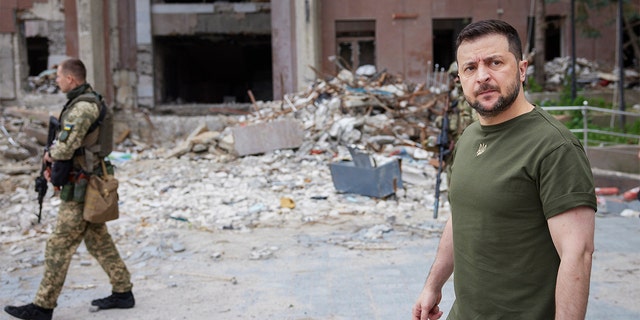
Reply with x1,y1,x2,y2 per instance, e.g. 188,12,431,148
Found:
578,121,640,145
526,76,544,93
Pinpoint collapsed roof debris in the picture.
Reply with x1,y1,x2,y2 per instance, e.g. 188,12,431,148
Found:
248,67,446,153
0,59,638,302
532,56,640,89
2,57,639,224
158,63,451,163
28,66,59,94
0,63,458,252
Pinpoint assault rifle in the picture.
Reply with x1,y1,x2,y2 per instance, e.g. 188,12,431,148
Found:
433,97,456,219
34,116,60,223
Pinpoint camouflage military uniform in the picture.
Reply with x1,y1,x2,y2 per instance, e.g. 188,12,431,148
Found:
429,65,477,168
448,81,476,142
34,83,132,309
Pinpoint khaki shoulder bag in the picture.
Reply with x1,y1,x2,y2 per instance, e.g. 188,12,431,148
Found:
83,160,119,223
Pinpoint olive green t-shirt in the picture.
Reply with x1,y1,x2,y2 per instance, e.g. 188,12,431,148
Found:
447,106,597,320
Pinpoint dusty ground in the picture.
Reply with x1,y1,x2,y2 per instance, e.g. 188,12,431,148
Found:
1,154,639,320
1,92,639,319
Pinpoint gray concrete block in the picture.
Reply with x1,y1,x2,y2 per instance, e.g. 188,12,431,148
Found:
231,119,304,156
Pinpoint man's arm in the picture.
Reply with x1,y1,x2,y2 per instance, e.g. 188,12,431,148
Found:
548,206,595,320
413,218,454,320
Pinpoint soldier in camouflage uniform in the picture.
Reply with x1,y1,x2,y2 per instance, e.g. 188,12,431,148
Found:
447,61,477,142
4,59,134,320
429,62,477,168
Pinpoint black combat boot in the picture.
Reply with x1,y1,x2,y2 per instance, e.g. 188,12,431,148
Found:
4,303,53,320
91,291,135,309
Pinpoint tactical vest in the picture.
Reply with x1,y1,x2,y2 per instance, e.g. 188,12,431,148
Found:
65,92,114,172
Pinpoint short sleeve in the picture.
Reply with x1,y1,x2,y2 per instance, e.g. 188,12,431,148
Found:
538,141,597,218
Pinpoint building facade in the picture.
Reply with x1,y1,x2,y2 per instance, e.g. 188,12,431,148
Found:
0,0,637,110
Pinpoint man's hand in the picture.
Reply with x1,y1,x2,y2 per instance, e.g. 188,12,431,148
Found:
412,289,443,320
43,152,53,182
413,218,454,320
43,151,53,164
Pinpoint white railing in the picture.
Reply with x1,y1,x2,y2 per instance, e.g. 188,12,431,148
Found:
541,105,640,150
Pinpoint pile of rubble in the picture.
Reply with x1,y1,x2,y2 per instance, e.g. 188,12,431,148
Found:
537,56,640,89
0,64,455,251
3,59,639,220
9,63,453,165
28,66,59,94
1,58,638,318
163,65,450,162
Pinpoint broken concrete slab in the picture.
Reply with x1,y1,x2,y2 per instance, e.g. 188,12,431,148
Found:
231,118,303,156
22,127,48,146
3,106,50,124
190,130,220,145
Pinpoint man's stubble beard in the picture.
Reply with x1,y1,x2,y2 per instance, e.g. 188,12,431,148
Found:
466,71,521,119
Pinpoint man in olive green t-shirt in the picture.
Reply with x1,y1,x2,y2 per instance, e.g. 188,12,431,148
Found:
413,20,596,320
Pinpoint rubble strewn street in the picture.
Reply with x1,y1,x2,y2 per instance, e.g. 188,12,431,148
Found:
1,62,640,319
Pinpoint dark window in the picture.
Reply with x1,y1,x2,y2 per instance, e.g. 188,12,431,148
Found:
432,18,470,71
526,15,563,61
623,16,639,68
545,16,562,60
26,36,49,76
154,35,272,104
335,20,376,70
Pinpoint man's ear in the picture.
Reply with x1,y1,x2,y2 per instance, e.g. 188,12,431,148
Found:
67,74,78,86
519,60,528,82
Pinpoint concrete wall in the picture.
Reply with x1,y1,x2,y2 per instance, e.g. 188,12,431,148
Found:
24,19,67,67
76,0,107,97
0,33,16,101
271,0,322,99
1,0,638,110
311,0,632,86
270,0,295,100
0,0,63,104
135,0,153,108
22,1,66,68
150,3,270,36
294,0,321,94
133,2,272,107
545,1,620,69
590,145,640,192
318,0,528,84
589,145,640,174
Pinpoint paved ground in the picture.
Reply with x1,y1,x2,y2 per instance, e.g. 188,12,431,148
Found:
1,209,639,320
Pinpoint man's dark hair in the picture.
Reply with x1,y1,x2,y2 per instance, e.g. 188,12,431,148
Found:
60,58,87,82
455,19,523,62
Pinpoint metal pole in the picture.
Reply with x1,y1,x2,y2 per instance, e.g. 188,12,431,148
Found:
618,0,626,129
571,0,577,101
582,105,588,150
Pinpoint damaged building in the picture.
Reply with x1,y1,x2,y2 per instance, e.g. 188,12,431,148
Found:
1,0,639,114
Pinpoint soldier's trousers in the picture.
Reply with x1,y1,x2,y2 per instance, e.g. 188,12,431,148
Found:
34,200,132,309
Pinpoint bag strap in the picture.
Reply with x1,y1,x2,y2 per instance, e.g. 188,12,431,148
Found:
100,159,108,177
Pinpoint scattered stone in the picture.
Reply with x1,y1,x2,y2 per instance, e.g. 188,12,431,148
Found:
172,242,186,253
620,209,640,218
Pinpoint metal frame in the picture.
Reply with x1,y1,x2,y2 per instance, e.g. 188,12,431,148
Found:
542,106,640,150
